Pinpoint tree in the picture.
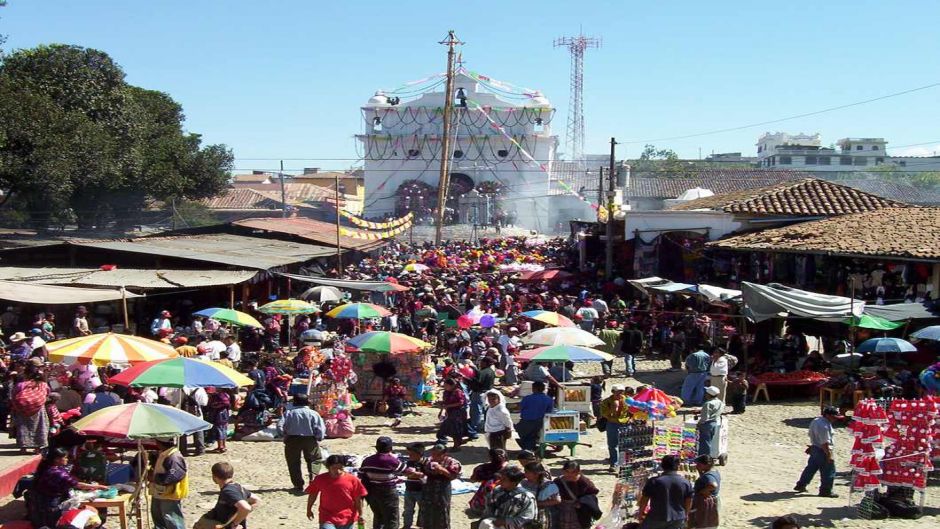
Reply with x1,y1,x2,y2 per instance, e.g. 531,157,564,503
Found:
628,144,694,177
0,44,232,229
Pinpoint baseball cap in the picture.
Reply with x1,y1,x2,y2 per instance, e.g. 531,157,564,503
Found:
611,384,626,392
822,405,844,418
705,386,721,397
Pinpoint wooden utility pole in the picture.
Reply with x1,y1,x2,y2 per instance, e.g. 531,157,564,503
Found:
605,137,618,279
335,171,342,274
433,30,463,246
279,160,288,218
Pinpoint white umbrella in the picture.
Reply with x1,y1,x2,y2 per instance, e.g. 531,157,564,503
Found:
522,327,605,347
301,285,344,303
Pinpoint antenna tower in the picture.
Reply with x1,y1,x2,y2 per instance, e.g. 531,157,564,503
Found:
554,33,601,162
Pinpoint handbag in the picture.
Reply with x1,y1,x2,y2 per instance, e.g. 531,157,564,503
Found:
559,479,602,529
376,400,389,414
596,417,608,432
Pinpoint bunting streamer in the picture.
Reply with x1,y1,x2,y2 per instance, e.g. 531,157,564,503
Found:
340,219,413,240
340,210,414,230
466,99,599,211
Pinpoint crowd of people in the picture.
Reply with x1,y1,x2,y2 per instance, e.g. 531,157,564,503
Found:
1,236,933,529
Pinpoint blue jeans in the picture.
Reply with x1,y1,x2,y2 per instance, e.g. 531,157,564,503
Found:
403,490,421,528
468,391,485,436
797,445,836,494
624,354,636,376
697,420,717,457
606,422,623,465
150,499,184,529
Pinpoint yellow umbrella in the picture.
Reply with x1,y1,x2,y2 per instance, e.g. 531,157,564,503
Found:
47,332,179,366
259,299,319,315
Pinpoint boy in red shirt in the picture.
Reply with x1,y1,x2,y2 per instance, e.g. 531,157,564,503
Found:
306,454,368,529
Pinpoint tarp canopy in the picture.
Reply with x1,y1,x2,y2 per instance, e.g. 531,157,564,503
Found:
698,284,742,303
278,273,411,292
0,280,142,304
742,282,864,322
842,314,905,330
648,282,696,293
627,277,670,296
0,267,257,289
864,302,940,322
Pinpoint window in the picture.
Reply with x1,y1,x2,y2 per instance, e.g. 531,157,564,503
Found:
872,145,880,150
372,117,382,132
757,145,763,153
856,145,864,151
497,149,509,158
876,157,884,164
534,118,544,133
899,161,908,167
453,150,464,159
818,156,831,165
840,156,853,165
853,157,868,166
805,156,817,165
407,149,420,158
779,156,792,165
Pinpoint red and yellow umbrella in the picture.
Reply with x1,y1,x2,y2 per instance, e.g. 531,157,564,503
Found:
522,310,575,327
47,332,178,366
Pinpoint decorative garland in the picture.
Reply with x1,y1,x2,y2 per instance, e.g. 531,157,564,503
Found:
340,210,413,229
339,220,413,240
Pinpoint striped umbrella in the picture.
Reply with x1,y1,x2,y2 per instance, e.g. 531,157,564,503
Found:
518,345,615,363
326,303,391,319
47,333,178,367
522,310,575,327
72,402,211,439
108,357,255,388
345,331,431,354
193,308,262,328
301,286,344,303
522,327,604,347
259,299,319,315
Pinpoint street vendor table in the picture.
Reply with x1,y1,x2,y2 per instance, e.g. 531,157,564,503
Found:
82,492,135,529
751,378,827,400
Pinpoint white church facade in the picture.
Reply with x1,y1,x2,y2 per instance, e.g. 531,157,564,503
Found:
357,69,559,230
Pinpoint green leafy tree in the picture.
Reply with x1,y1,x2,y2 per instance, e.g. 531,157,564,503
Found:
628,144,694,177
0,44,232,229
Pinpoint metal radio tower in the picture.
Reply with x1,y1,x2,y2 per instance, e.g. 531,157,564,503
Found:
554,33,601,162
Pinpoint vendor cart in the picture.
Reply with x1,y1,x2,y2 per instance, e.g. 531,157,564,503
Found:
685,416,729,466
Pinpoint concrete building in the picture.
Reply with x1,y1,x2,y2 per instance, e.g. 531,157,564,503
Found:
358,70,558,230
756,132,940,173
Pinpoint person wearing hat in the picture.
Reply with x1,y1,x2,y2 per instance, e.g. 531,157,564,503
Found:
277,393,326,492
151,310,173,337
148,437,188,529
689,455,721,529
8,332,32,361
695,386,724,458
599,385,632,471
359,436,407,529
794,406,842,498
71,306,92,337
414,443,462,529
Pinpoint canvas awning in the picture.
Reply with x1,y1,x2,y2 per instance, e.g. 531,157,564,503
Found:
0,267,258,289
742,282,864,322
698,284,742,303
278,273,411,292
864,302,940,321
0,280,142,304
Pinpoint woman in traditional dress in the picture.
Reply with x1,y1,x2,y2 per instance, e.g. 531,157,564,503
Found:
11,369,50,453
689,454,721,529
522,462,561,529
467,448,508,515
553,461,599,529
436,378,468,449
417,443,462,529
26,447,108,528
483,390,514,450
383,376,407,427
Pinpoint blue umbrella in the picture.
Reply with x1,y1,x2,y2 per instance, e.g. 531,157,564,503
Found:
856,337,918,354
911,325,940,341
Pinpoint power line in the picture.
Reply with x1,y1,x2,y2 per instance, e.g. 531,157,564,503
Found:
619,81,940,144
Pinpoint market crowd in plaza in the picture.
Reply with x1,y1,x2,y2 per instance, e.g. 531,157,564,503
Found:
1,235,937,529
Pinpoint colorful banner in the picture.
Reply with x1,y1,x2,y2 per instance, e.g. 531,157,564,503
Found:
340,219,413,240
340,211,413,230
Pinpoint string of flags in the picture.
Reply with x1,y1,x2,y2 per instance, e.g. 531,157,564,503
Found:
340,210,413,230
339,218,413,240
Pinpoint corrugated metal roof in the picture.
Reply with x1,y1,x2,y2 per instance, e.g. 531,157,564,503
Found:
0,280,143,304
233,217,386,251
0,267,258,289
69,233,336,270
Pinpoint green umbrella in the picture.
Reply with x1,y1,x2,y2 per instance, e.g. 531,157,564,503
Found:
843,314,904,330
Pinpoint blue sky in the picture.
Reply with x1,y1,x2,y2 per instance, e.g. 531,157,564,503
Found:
3,0,940,172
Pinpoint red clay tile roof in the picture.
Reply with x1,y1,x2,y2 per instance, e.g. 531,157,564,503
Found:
202,185,341,211
670,178,908,216
708,207,940,260
232,217,385,251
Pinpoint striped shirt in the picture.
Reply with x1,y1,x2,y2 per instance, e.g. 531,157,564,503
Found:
359,453,407,489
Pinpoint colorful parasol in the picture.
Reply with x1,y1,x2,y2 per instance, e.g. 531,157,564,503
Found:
47,333,178,367
522,327,604,347
521,310,575,327
519,269,573,282
402,263,430,273
629,387,681,420
193,308,262,328
259,299,319,315
72,402,211,439
345,331,432,354
108,357,255,388
517,345,614,363
326,302,392,319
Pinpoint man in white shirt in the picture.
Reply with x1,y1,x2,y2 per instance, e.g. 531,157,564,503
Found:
181,386,209,455
204,333,227,361
576,302,599,332
708,348,737,403
223,336,242,366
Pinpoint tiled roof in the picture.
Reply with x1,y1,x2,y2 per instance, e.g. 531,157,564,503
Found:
232,217,386,252
202,185,340,211
708,207,940,260
670,178,908,216
232,173,272,183
551,167,810,198
839,179,940,205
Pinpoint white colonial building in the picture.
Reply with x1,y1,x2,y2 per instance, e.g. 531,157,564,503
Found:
756,132,940,173
358,70,558,230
